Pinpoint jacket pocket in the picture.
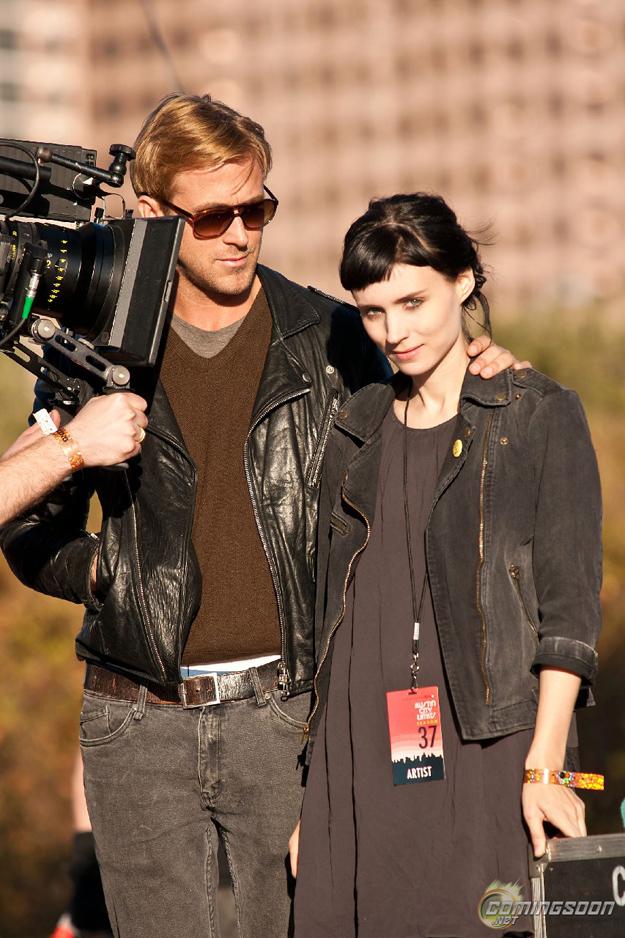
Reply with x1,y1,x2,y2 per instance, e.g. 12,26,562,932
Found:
91,534,112,607
329,510,349,536
306,390,340,489
509,564,539,641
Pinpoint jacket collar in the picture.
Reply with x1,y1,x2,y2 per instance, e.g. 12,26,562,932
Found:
257,264,321,338
335,373,401,442
248,265,321,426
335,366,513,443
148,265,320,445
460,366,513,408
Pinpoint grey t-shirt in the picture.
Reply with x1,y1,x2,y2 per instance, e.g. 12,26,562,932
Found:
171,314,245,358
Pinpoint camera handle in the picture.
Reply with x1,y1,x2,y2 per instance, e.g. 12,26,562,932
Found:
30,319,131,390
2,321,135,470
2,317,130,405
36,143,135,191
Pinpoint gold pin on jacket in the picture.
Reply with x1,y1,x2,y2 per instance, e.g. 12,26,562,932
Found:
452,439,463,458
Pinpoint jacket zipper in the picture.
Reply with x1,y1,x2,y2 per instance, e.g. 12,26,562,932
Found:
304,487,371,737
509,564,539,639
123,472,167,681
306,391,340,488
146,424,197,677
476,413,494,704
244,387,312,699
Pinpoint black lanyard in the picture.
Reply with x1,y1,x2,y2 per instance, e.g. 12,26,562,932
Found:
403,397,428,691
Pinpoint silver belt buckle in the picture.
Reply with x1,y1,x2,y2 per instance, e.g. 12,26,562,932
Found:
178,673,221,708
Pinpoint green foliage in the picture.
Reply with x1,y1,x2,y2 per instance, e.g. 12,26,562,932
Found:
495,311,625,415
0,357,35,448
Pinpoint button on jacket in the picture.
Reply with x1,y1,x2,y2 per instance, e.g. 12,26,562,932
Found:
307,367,602,755
0,266,389,694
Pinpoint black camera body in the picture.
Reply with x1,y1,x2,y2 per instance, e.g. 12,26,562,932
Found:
0,138,183,399
0,139,97,223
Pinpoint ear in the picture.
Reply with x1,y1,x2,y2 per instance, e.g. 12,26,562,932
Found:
456,268,476,305
136,194,163,219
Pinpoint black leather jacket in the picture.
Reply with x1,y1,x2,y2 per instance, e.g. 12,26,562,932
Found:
306,367,602,755
0,266,388,693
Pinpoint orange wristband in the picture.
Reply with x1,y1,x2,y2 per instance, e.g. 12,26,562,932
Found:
52,427,85,472
523,769,604,791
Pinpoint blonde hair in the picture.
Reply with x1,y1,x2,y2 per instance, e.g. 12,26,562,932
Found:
130,93,272,202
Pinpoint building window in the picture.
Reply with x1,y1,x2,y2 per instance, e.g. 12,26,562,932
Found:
318,64,337,90
550,152,567,178
396,51,419,81
97,96,124,118
397,113,421,138
547,93,565,118
506,37,525,61
0,82,19,101
0,29,17,50
432,110,450,135
467,39,485,67
95,36,122,58
430,44,448,73
552,217,569,242
468,101,487,127
308,5,339,30
357,119,375,143
544,30,562,57
472,165,491,191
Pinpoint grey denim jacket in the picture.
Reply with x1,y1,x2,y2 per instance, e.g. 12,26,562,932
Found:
306,367,602,756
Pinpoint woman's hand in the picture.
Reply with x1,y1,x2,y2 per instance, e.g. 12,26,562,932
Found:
289,820,301,878
522,781,586,858
523,667,586,857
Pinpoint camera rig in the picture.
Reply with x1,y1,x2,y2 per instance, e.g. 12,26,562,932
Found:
0,138,184,402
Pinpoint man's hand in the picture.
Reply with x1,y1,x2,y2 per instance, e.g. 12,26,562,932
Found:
467,335,531,379
67,393,148,468
0,411,61,461
0,393,149,528
288,820,300,878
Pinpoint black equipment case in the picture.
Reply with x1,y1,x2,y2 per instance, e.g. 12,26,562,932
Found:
529,834,625,936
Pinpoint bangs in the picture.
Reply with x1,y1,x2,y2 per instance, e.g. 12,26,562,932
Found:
340,224,434,292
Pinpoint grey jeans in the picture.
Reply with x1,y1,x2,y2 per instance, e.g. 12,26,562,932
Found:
80,674,310,938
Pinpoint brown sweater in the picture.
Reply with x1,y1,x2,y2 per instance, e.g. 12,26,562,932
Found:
159,289,281,665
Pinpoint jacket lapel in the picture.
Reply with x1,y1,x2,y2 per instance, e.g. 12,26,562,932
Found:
249,266,320,426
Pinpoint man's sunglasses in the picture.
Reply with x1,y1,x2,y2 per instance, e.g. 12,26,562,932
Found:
158,185,279,239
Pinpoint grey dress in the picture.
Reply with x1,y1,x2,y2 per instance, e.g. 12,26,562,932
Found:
294,408,534,938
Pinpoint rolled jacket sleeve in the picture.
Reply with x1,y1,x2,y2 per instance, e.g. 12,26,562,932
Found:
528,388,602,683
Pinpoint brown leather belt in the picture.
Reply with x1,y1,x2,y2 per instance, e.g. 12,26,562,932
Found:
84,660,278,709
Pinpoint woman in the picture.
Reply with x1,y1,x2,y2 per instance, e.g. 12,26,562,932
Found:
290,194,602,938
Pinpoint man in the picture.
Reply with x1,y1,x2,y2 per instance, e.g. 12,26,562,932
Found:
0,390,145,938
1,94,523,938
0,392,147,525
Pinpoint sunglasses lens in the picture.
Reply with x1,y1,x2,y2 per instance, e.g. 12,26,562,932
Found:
194,210,233,238
192,199,278,238
263,199,278,224
240,199,277,229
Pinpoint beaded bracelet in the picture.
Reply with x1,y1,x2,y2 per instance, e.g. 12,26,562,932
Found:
523,769,604,791
52,427,85,473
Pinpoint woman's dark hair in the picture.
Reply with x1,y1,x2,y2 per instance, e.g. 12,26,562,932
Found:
340,192,491,336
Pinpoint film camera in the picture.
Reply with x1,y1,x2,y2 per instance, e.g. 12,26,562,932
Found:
0,138,183,400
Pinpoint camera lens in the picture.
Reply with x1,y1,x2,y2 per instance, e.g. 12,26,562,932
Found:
1,219,125,342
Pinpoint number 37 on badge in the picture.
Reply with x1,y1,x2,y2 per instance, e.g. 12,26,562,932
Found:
386,686,446,785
